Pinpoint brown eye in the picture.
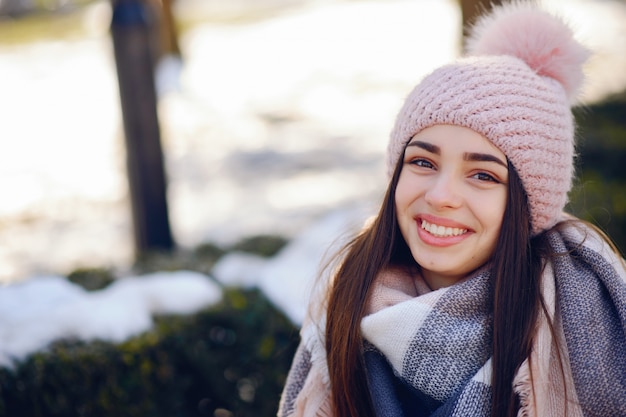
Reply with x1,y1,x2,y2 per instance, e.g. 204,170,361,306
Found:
472,172,498,183
410,159,434,169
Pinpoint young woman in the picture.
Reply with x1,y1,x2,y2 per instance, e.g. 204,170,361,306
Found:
278,3,626,417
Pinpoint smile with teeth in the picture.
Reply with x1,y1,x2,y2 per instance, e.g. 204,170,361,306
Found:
421,220,468,237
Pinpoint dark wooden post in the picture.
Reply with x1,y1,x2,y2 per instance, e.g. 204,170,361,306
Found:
159,0,181,57
110,0,174,253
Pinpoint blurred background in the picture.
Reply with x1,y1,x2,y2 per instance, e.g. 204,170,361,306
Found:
0,0,624,283
0,0,624,415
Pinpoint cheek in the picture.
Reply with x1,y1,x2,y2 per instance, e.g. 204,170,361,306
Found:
394,187,407,212
394,172,415,210
483,190,508,234
394,191,410,234
394,178,413,233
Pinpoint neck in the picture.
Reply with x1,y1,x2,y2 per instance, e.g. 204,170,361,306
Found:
421,270,466,290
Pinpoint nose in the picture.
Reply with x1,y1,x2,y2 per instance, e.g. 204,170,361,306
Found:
424,173,462,209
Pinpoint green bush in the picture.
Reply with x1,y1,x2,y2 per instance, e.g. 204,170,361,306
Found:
67,268,116,292
128,235,287,278
230,236,288,259
570,96,626,253
0,288,299,417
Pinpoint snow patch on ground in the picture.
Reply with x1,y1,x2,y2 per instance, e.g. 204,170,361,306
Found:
0,271,222,367
212,204,374,325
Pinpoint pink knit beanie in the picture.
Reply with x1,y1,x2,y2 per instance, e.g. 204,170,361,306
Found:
387,2,590,235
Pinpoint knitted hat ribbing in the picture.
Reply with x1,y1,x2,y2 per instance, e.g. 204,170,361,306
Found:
387,2,590,235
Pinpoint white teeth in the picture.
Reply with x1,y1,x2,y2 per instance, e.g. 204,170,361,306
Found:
421,220,467,237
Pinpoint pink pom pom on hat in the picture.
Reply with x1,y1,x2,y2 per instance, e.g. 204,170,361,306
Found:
387,1,590,235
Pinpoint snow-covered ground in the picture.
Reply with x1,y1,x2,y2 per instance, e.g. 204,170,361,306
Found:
0,270,222,367
0,0,625,365
0,206,367,367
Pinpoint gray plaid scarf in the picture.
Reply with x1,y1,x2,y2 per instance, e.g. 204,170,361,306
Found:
278,224,626,417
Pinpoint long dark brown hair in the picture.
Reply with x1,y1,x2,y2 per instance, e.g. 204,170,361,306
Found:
490,159,543,416
324,152,549,417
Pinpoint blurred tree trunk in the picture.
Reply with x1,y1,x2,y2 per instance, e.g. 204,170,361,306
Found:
146,0,182,62
110,0,174,254
159,0,181,56
459,0,503,50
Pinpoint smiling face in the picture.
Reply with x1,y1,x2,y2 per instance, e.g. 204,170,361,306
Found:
395,124,509,289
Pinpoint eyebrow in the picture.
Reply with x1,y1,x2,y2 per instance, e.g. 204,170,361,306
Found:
406,140,508,168
463,152,507,167
407,140,439,154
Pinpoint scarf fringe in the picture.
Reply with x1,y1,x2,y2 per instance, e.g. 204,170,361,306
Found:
291,364,333,417
514,359,535,417
287,266,335,417
301,293,330,387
